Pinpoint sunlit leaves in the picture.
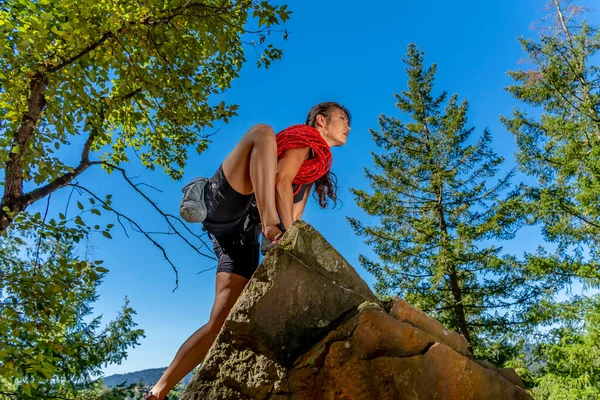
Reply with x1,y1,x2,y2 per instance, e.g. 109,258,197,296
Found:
0,212,143,399
1,0,290,188
0,2,291,395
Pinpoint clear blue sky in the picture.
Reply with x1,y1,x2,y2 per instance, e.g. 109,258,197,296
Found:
24,0,599,376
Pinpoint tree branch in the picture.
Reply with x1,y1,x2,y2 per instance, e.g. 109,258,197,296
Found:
1,87,142,233
98,161,215,257
20,131,96,210
46,32,113,73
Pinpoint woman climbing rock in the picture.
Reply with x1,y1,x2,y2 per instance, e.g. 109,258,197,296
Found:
144,102,351,400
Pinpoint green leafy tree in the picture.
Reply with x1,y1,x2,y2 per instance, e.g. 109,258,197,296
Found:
528,295,600,399
0,211,144,399
0,0,291,237
349,44,552,360
502,0,600,260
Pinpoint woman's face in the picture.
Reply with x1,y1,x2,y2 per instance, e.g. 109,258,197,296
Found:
322,108,351,147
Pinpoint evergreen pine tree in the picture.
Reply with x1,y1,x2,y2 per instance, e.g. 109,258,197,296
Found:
350,45,551,360
501,2,600,395
502,0,600,261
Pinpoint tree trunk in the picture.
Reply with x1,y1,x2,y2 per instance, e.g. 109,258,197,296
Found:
448,266,473,352
1,73,48,232
436,184,473,352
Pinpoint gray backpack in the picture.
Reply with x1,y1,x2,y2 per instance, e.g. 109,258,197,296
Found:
180,177,209,223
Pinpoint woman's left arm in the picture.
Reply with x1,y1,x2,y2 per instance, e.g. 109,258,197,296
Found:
276,146,310,230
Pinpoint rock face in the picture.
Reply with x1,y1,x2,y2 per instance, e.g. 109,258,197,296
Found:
181,221,532,400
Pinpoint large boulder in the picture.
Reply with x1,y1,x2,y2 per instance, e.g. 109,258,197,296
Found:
181,221,531,400
278,302,530,400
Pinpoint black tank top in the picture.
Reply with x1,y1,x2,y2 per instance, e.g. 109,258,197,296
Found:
292,183,310,203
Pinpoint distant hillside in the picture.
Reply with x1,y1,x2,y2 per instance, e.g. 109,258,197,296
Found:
102,367,194,388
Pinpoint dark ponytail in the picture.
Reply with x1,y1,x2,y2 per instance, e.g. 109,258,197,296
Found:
305,102,351,209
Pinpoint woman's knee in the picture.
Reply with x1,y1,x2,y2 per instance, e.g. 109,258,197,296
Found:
249,124,276,143
205,314,227,337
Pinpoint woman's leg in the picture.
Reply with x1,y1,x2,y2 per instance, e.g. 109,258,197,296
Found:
148,272,249,399
221,124,282,240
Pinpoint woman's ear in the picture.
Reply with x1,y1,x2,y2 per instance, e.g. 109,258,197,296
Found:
315,114,327,128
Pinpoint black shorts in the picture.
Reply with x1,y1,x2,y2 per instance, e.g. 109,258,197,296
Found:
202,165,262,279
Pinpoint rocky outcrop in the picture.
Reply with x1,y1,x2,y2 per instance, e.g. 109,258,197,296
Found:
181,221,531,400
279,302,529,400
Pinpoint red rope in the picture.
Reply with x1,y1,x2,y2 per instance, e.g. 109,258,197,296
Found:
276,124,332,195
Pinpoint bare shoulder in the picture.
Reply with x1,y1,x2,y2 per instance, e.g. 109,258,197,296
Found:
277,147,310,182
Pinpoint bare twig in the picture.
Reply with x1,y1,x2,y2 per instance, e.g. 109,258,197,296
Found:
134,182,163,193
64,186,76,217
69,183,181,291
34,193,52,269
96,161,215,256
196,264,217,275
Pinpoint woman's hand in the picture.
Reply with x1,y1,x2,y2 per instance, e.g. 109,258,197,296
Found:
261,223,287,255
263,223,284,242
